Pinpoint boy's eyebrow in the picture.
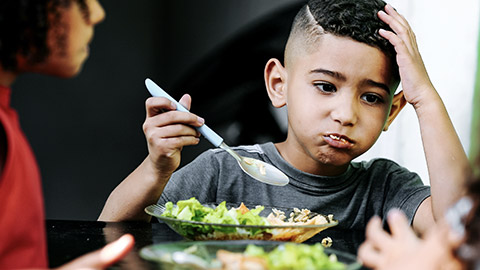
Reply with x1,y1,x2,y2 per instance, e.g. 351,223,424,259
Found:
310,68,346,80
365,79,392,95
310,68,391,94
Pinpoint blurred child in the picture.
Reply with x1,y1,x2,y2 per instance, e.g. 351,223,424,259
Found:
358,179,480,270
99,0,470,240
0,0,133,268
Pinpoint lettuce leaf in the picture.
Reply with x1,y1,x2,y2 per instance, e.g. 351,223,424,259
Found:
160,198,269,237
244,243,346,270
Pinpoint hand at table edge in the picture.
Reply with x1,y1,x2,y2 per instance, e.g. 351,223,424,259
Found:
55,234,135,270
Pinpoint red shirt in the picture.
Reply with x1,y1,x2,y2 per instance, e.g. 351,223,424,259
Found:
0,86,47,268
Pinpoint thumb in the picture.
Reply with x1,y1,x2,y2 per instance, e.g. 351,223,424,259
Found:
179,94,192,111
57,234,135,270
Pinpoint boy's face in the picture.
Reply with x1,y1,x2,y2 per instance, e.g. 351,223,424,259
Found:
18,0,105,77
266,34,405,175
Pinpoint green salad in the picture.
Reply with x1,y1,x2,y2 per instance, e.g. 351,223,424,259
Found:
242,243,346,270
161,197,269,238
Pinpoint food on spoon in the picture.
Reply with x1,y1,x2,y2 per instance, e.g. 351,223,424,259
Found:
243,157,267,175
160,197,337,242
216,243,346,270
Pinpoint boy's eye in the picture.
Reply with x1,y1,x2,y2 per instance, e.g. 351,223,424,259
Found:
315,83,336,93
361,93,384,104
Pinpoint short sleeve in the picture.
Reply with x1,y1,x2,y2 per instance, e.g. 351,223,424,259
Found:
382,161,431,225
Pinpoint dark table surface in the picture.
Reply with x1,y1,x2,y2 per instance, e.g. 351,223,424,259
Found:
46,219,367,269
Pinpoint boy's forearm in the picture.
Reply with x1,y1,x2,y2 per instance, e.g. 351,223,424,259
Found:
415,88,471,220
98,156,170,222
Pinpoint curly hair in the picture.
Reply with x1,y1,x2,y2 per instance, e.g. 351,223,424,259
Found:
286,0,399,85
0,0,89,71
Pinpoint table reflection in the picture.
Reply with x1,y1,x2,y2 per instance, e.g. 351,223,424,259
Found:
46,220,367,269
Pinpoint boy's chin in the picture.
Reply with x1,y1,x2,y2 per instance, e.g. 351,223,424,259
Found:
318,149,356,165
315,154,353,172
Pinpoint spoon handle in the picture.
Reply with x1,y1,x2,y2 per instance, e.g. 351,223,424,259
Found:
145,78,224,147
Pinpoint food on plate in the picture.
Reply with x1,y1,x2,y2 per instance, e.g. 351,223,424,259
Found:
266,207,334,242
159,197,337,242
139,241,360,270
322,237,333,248
217,243,347,270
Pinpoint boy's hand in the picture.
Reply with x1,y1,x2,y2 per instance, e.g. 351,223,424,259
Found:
143,94,204,177
98,95,204,222
378,4,436,109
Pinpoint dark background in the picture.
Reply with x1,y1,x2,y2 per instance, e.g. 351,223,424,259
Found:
11,0,304,220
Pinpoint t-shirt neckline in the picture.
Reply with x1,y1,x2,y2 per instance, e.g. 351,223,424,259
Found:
259,142,356,190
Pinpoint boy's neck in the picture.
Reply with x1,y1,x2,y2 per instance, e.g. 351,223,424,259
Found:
274,141,350,176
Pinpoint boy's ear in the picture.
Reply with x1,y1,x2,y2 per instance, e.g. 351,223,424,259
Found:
384,91,407,131
264,58,287,108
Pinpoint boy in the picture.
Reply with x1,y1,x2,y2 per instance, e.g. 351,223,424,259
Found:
0,0,133,268
99,0,470,237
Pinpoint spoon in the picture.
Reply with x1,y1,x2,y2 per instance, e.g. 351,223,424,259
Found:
145,78,289,186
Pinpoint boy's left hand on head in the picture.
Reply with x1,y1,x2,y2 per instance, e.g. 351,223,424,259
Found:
377,4,435,109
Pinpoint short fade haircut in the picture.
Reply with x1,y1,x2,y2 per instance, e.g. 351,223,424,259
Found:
285,0,400,86
0,0,89,71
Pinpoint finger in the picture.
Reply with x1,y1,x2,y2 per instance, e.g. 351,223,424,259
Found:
378,11,410,46
57,234,135,270
145,109,205,129
378,8,416,54
145,125,201,148
385,5,419,51
99,234,135,266
178,94,192,111
151,136,201,150
152,124,201,139
357,241,383,268
365,216,393,251
384,4,410,30
378,28,411,58
145,97,177,117
387,209,414,239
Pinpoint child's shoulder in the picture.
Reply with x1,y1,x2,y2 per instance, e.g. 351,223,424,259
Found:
352,157,412,174
351,158,425,187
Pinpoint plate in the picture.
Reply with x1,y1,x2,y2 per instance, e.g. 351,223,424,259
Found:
145,203,338,243
140,240,361,270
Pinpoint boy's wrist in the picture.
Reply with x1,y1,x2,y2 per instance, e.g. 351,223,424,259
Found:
409,85,442,113
143,155,173,186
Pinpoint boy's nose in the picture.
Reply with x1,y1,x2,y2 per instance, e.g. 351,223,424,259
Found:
330,97,358,126
89,0,106,25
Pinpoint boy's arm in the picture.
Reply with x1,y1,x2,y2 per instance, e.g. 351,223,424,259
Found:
98,95,204,222
378,5,471,235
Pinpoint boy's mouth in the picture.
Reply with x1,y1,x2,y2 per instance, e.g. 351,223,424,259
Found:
323,133,354,149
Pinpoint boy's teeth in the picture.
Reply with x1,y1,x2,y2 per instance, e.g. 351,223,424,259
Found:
329,134,347,143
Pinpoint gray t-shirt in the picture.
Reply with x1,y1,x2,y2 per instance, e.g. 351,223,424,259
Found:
159,142,431,230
